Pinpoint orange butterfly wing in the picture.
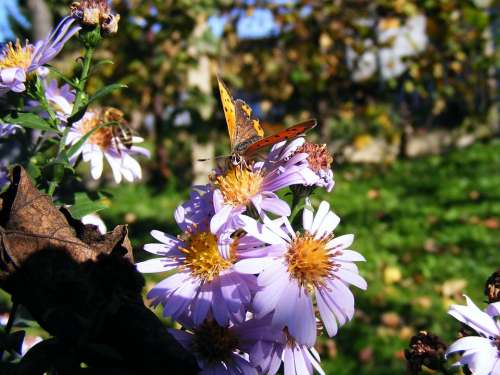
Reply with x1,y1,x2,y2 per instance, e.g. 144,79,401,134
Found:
233,99,264,153
243,119,317,157
217,76,237,149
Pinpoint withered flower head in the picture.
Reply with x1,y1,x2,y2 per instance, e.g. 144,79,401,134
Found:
70,0,119,33
292,141,335,193
296,142,333,173
404,331,447,375
485,269,500,303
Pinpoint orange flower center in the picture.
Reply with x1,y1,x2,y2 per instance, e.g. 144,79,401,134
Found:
286,233,336,290
79,109,114,149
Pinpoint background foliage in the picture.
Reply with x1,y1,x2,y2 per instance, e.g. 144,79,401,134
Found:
1,0,499,373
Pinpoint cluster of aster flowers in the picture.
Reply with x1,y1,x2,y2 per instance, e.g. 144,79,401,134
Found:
0,1,148,185
137,133,366,374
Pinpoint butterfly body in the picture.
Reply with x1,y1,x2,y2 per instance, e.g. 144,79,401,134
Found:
217,77,316,165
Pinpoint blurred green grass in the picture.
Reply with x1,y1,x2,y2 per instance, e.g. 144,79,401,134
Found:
100,139,500,374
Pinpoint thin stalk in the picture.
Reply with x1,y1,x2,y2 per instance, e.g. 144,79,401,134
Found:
48,47,94,196
47,181,58,196
58,46,94,157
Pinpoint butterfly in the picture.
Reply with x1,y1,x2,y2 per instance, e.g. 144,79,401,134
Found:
217,77,317,166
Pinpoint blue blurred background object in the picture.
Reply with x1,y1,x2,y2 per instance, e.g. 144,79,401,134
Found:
0,0,30,43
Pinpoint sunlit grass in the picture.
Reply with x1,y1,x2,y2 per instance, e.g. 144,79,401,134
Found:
103,139,500,374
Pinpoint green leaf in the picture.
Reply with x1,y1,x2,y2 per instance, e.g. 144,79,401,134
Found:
45,64,78,89
66,124,101,159
26,162,41,181
93,59,114,71
67,105,88,124
4,113,54,131
87,83,127,106
67,192,107,219
66,121,119,159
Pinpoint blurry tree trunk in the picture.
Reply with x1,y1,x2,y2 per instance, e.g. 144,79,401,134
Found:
188,16,214,182
399,102,412,159
318,99,330,140
191,141,214,185
27,0,52,40
486,8,499,133
153,93,170,179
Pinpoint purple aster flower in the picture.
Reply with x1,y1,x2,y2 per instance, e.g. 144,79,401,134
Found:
44,79,75,121
446,295,500,375
65,107,150,183
0,16,80,95
0,123,20,137
136,193,257,327
169,317,260,375
235,315,325,375
210,137,318,240
235,200,367,346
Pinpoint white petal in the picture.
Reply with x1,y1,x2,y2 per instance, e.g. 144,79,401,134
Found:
90,152,103,179
333,250,365,262
315,211,340,239
311,201,330,234
104,152,123,183
135,258,174,273
327,234,355,250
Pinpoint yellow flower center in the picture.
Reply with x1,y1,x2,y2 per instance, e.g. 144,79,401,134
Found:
215,166,263,207
286,233,336,290
180,230,235,281
0,40,33,69
191,319,239,365
79,109,114,149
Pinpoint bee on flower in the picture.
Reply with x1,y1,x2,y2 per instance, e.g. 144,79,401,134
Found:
65,107,150,183
0,16,80,95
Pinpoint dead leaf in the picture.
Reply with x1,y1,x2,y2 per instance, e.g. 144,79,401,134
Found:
0,166,133,279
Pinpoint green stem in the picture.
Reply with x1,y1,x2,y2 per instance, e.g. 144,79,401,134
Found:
289,192,303,226
48,47,94,197
59,46,94,155
72,46,95,117
47,181,58,196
